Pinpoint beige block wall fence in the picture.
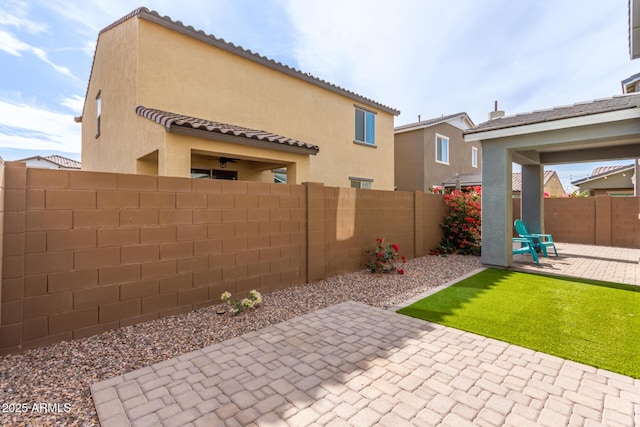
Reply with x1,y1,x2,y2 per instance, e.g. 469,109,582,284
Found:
513,197,640,247
0,162,446,354
1,162,637,354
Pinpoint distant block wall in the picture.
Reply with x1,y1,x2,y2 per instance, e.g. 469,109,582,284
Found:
514,196,640,247
0,164,448,354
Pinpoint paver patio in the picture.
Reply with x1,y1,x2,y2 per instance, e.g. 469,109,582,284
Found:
92,299,640,426
512,242,640,286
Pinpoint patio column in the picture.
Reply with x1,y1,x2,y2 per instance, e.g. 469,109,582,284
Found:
480,145,512,267
521,165,544,234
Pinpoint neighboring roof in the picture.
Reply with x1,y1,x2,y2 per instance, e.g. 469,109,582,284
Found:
16,154,81,169
442,172,482,188
571,164,635,185
394,112,474,134
621,71,640,93
511,171,557,192
465,93,640,135
136,106,319,155
79,7,399,120
443,170,558,192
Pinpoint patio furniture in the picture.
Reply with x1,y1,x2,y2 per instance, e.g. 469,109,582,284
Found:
512,237,540,265
514,219,558,257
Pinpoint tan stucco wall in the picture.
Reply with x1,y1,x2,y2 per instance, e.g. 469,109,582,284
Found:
394,122,481,192
544,174,566,197
577,171,634,196
82,17,396,189
394,130,424,191
81,18,166,173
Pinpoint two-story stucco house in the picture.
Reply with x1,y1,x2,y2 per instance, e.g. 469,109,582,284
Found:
76,8,399,189
393,113,480,192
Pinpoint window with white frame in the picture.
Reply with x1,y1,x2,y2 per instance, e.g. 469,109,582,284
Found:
435,134,449,164
349,176,373,189
96,90,102,138
354,107,375,145
472,147,478,168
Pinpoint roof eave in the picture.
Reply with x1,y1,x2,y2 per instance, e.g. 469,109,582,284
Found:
464,108,640,142
395,113,473,134
571,165,635,185
169,126,319,155
137,9,400,116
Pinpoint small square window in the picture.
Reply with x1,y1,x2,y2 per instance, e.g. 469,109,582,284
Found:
435,134,449,164
472,147,478,168
355,108,375,145
350,177,372,189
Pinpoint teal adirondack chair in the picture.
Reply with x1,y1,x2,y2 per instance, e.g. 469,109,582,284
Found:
512,237,540,265
514,219,558,257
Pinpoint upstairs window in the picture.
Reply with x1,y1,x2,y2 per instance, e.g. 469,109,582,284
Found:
435,134,449,164
355,107,375,145
349,176,373,189
472,147,478,168
96,91,101,138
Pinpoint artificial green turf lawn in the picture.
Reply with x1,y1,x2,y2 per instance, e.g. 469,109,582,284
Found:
397,268,640,378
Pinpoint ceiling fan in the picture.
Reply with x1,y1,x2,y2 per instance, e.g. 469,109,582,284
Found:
219,157,239,168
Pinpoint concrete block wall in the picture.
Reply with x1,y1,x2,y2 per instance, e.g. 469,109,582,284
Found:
544,198,596,244
610,197,640,248
422,193,450,253
514,196,639,248
323,187,415,276
0,165,308,354
0,165,448,354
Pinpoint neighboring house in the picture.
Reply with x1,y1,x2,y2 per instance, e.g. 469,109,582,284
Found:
76,8,399,189
513,171,565,197
442,170,566,197
16,154,81,170
394,113,479,192
621,71,640,94
571,164,636,196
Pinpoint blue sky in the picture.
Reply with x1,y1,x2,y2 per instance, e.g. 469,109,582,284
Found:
0,0,638,191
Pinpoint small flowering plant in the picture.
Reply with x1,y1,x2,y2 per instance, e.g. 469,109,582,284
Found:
365,237,406,274
220,290,262,316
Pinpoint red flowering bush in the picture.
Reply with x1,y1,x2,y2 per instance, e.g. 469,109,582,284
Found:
431,186,481,256
365,237,406,274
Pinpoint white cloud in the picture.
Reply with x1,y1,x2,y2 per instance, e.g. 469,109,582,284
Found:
60,95,84,114
0,29,77,79
31,47,77,79
0,0,48,33
0,29,29,55
0,99,80,153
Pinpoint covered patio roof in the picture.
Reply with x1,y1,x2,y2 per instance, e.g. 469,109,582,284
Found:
464,94,640,267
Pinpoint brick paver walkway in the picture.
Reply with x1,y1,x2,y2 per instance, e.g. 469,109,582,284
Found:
92,301,640,426
512,242,640,286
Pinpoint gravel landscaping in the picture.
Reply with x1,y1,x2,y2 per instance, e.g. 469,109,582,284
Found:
0,254,481,427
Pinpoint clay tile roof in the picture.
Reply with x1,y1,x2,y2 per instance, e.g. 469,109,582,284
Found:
44,155,82,169
16,154,81,169
136,106,319,154
511,171,556,192
465,93,640,135
80,8,399,120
